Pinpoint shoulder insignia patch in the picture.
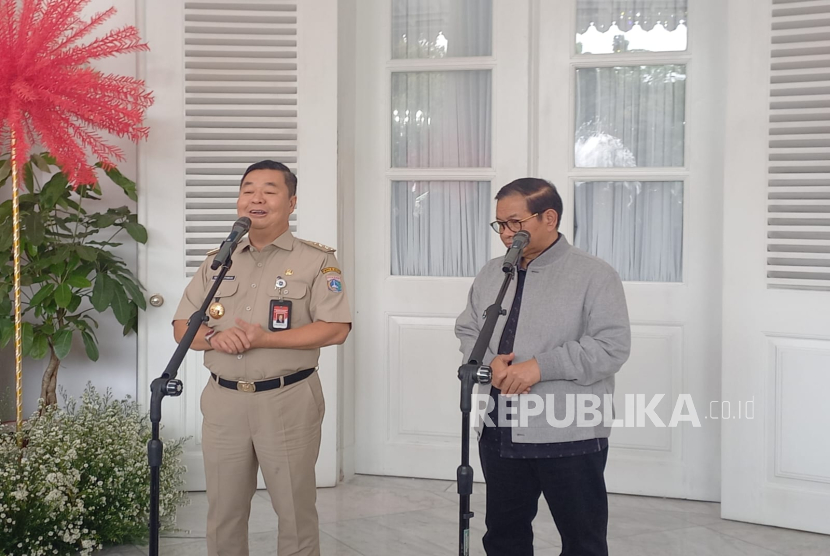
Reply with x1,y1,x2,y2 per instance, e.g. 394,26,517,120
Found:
206,247,220,256
300,239,336,254
321,266,341,275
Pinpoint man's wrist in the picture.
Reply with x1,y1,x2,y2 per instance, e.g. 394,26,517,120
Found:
204,328,217,346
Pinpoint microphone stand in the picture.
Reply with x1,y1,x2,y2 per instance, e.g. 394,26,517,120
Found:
147,254,234,556
457,263,517,556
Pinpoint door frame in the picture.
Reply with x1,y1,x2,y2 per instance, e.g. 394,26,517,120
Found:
135,0,342,489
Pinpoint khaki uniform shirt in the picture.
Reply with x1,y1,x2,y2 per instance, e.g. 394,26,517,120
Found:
173,230,352,381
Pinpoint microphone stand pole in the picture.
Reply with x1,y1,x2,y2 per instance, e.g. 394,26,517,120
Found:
148,255,234,556
457,264,517,556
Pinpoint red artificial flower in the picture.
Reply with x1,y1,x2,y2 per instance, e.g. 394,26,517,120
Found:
0,0,153,187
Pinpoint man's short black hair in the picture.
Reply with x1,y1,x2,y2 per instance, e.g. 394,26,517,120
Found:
240,160,298,197
495,178,563,229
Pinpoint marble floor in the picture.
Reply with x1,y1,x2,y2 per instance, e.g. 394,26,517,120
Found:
107,475,830,556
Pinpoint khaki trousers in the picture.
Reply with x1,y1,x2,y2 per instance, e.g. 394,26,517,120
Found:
200,371,325,556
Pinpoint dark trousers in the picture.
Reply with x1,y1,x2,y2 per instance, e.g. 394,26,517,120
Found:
478,440,609,556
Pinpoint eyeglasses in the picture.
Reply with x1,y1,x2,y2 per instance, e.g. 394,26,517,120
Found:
490,213,539,234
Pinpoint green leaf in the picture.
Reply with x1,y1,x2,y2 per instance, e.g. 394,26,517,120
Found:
52,329,72,359
0,228,12,251
66,272,92,288
100,165,138,202
0,319,12,348
82,330,99,361
24,212,45,246
67,294,82,313
0,199,11,222
29,283,55,307
55,283,72,308
23,163,34,193
74,245,97,261
0,295,11,314
123,222,148,244
39,172,68,210
117,275,147,310
0,160,10,183
30,153,51,173
30,332,49,360
91,273,112,312
21,322,34,356
110,283,131,325
93,213,118,228
83,315,99,329
40,153,57,166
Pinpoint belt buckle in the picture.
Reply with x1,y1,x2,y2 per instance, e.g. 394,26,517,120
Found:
237,380,256,393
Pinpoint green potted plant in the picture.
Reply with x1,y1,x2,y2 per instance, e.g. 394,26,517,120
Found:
0,153,147,406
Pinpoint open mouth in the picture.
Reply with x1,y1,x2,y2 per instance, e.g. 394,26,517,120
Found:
249,209,267,217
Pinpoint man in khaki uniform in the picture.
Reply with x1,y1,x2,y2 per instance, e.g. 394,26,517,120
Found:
173,160,351,556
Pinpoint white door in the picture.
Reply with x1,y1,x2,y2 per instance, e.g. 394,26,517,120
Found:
356,0,725,502
537,0,726,501
353,0,531,479
721,0,830,534
137,0,340,490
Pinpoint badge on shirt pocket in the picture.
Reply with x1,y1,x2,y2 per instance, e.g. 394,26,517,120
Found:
269,299,292,331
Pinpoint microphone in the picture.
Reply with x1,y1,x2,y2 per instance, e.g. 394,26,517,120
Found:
211,217,252,270
502,230,530,273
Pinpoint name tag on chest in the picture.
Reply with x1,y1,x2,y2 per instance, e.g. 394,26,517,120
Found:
269,300,292,331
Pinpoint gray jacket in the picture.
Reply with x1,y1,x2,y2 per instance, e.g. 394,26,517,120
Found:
455,235,631,443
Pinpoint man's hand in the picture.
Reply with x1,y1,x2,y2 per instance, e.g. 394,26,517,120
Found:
495,356,541,396
210,326,252,354
490,353,515,389
235,318,269,349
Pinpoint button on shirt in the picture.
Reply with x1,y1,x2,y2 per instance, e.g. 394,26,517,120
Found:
484,236,608,459
173,230,352,381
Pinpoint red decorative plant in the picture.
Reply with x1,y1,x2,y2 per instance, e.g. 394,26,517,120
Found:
0,0,153,184
0,0,153,423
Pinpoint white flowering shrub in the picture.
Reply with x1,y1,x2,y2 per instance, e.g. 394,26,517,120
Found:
0,386,188,555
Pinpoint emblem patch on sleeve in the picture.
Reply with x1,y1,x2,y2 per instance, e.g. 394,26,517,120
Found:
327,275,343,292
321,266,341,275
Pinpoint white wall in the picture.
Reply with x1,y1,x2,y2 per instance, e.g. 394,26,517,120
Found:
1,0,142,419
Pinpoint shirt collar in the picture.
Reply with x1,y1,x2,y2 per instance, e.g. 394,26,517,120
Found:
239,229,295,252
525,233,570,269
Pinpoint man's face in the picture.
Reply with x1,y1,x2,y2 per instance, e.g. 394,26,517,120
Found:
237,169,296,235
494,194,558,258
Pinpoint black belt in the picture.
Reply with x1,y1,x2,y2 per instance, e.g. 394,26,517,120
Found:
211,367,316,393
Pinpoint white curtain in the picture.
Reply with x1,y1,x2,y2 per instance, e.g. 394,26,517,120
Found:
576,0,688,33
391,181,490,277
576,65,686,168
574,65,685,282
392,0,492,59
391,71,491,168
389,3,492,277
574,181,683,282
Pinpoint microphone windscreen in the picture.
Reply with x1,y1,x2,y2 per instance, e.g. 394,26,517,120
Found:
511,230,530,249
235,217,252,232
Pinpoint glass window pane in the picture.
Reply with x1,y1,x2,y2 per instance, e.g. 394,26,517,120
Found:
576,0,688,54
575,65,686,168
574,181,683,282
392,0,493,59
391,181,490,277
392,71,492,168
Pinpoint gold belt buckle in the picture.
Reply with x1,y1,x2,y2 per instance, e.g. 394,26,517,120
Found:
237,380,256,393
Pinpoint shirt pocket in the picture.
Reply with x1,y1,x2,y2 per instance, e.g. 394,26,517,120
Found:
214,279,240,298
207,279,240,327
268,281,310,325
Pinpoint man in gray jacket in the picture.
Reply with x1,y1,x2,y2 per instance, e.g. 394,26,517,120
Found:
455,178,630,556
